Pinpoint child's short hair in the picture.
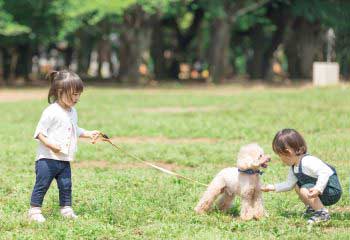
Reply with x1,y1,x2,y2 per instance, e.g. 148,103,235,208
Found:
47,70,84,103
272,129,307,156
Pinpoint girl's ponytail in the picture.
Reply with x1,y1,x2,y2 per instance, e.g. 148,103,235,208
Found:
47,71,59,103
47,71,59,84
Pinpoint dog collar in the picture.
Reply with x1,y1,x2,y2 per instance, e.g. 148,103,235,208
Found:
238,169,264,175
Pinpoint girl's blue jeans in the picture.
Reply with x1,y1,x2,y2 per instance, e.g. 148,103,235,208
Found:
30,158,72,207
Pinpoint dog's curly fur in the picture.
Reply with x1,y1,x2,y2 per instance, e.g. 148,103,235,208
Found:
194,143,270,220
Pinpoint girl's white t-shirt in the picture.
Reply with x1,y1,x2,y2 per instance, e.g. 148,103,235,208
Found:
33,102,85,161
274,155,334,194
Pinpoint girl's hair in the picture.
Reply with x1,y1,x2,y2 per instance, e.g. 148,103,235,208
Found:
47,70,84,104
272,128,307,156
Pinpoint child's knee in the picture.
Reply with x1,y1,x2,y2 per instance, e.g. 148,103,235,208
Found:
299,187,310,196
58,177,72,191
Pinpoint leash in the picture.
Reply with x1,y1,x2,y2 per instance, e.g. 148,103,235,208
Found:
99,133,208,187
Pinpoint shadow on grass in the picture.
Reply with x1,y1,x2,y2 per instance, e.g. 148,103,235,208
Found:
211,204,240,217
281,210,350,221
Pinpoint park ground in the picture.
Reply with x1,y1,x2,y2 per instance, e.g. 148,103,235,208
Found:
0,84,349,239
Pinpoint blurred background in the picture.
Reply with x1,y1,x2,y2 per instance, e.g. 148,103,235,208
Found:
0,0,349,86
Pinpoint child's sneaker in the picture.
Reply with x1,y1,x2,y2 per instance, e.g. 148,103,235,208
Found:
60,206,78,219
303,205,315,216
28,207,46,223
307,209,330,224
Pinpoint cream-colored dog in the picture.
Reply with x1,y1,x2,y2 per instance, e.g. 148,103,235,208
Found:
194,143,270,220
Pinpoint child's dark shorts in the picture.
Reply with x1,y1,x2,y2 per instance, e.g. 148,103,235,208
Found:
300,175,342,206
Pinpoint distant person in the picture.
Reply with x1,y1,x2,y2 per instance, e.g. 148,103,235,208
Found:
262,129,342,224
28,70,100,222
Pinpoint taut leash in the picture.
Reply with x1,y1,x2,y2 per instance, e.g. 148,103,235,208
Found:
99,133,208,187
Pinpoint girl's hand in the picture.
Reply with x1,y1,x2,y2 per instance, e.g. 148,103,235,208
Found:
37,133,61,153
308,187,321,198
89,130,100,144
261,184,275,192
47,143,61,153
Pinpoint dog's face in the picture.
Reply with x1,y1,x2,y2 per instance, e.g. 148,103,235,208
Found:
236,143,271,170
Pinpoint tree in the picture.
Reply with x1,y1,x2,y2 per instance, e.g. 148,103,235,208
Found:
282,0,350,79
0,0,67,82
150,0,204,80
0,0,30,83
117,0,178,83
199,0,270,83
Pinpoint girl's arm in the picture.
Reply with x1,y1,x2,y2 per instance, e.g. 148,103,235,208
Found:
262,169,297,192
37,133,61,153
273,169,298,192
79,130,100,143
303,157,333,197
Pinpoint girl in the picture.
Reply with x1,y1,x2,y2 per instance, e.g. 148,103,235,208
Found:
262,129,342,224
28,70,100,222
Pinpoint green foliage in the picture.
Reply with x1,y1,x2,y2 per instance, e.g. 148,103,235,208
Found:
0,0,30,36
136,0,176,14
291,0,350,29
1,0,70,45
0,86,349,239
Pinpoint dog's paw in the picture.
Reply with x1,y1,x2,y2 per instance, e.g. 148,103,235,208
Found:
194,207,205,214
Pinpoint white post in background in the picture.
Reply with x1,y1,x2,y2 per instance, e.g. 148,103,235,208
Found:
313,28,339,86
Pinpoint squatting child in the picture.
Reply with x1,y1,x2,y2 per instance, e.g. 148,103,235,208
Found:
262,128,342,224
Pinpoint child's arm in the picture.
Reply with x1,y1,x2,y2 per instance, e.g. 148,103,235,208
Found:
304,157,334,198
37,133,61,153
79,130,100,143
262,169,297,192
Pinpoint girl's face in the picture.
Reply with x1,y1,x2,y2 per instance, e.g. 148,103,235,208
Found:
58,90,81,109
278,149,299,166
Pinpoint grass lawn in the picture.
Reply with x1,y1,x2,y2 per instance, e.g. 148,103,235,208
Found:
0,84,349,239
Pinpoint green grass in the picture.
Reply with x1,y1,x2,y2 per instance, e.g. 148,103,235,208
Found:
0,85,349,239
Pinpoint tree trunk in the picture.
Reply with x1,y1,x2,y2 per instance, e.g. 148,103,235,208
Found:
118,5,155,84
208,18,231,83
2,48,11,84
64,46,74,68
0,49,4,85
207,0,270,83
76,30,94,76
16,43,32,82
284,18,325,79
245,2,290,80
150,18,168,80
9,47,18,83
246,25,265,79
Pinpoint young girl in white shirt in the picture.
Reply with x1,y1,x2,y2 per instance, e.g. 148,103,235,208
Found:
28,70,100,222
262,129,342,224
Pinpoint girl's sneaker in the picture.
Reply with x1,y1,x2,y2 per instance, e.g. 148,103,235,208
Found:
307,209,330,224
60,206,78,219
303,205,315,216
28,207,46,223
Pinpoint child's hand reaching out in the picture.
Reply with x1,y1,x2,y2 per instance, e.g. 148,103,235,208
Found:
261,184,275,192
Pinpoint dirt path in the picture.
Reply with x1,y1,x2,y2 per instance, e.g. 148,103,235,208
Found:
135,106,222,113
0,89,46,102
0,83,318,102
